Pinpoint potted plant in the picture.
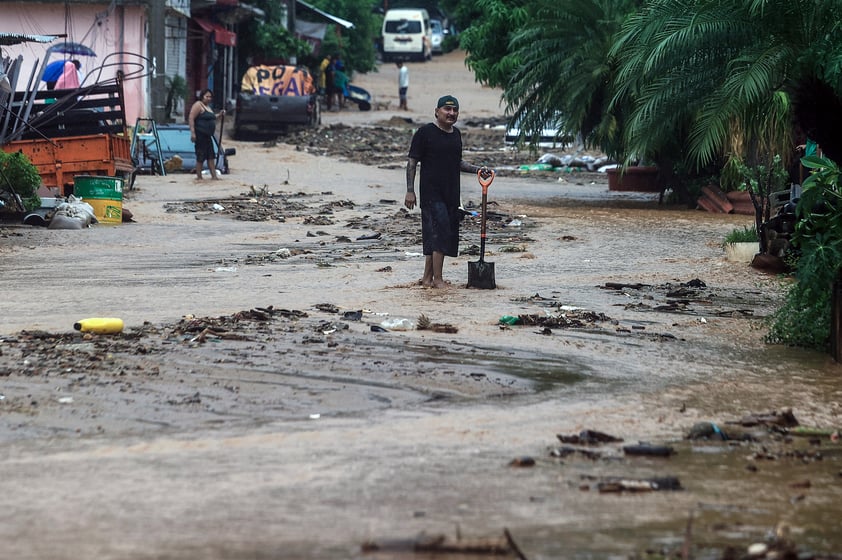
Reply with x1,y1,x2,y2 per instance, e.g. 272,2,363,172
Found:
722,225,759,262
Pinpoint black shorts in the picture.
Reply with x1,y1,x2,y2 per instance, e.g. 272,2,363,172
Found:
194,133,215,163
421,201,460,257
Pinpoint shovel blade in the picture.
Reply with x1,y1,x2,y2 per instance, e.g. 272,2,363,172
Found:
467,260,496,289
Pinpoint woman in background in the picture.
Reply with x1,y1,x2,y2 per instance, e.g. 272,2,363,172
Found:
188,89,224,180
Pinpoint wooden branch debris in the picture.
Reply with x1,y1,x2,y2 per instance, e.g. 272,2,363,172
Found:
416,313,459,333
189,328,250,343
361,528,524,557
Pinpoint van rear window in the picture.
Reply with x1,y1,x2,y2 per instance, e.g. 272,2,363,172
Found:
385,20,422,33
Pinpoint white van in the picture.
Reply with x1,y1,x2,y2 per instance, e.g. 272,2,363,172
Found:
381,9,432,63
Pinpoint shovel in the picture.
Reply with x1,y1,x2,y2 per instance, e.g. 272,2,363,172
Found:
467,169,496,289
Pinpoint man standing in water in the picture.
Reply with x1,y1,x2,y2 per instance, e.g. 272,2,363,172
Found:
405,95,492,288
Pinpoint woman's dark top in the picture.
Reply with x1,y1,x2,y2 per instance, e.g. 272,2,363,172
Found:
194,108,217,138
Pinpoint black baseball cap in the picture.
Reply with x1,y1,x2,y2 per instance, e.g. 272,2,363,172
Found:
437,95,459,109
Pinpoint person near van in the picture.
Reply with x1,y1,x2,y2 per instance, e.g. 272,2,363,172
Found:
319,54,337,110
189,89,224,180
334,60,350,110
404,95,492,288
397,61,409,110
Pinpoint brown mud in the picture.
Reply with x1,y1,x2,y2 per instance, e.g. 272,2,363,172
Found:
1,51,842,560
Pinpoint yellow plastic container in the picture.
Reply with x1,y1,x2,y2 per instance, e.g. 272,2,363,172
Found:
73,318,124,334
85,198,123,223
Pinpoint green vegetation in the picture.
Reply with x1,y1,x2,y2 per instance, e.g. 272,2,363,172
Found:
460,0,842,202
735,155,790,253
723,226,758,246
457,0,842,351
0,151,41,212
768,156,842,350
237,0,379,76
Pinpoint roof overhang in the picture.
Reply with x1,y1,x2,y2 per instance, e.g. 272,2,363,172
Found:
214,2,265,24
0,33,61,47
193,17,237,47
296,0,354,29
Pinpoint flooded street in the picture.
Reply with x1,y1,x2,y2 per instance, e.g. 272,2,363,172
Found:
1,51,842,559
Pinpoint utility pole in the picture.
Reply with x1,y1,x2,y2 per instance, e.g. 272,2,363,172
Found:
148,0,167,122
288,0,296,34
287,0,297,64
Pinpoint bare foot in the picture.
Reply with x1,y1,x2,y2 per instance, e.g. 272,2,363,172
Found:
432,279,449,288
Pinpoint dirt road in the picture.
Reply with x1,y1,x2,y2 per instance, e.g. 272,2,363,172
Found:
1,51,841,559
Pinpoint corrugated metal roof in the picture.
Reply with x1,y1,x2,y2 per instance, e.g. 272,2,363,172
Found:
0,33,60,46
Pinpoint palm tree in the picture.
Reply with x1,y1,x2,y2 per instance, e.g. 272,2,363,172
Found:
500,0,639,157
612,0,842,173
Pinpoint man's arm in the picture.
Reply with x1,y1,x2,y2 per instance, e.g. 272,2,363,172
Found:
405,157,419,209
461,160,493,178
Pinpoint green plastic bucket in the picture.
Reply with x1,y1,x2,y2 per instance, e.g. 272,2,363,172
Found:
74,176,123,224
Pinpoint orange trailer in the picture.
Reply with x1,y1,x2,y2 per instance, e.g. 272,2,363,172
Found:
3,133,133,196
1,78,134,196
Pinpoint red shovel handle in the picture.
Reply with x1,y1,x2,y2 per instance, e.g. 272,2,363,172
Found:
477,169,495,194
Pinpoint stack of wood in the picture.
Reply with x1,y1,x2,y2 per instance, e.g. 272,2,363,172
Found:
697,185,754,215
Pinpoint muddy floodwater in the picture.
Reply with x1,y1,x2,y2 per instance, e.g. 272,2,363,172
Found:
2,51,842,559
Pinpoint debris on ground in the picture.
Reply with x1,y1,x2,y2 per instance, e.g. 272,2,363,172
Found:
601,278,773,318
622,443,675,457
361,528,520,557
283,121,608,182
587,475,683,493
557,430,623,445
416,313,458,333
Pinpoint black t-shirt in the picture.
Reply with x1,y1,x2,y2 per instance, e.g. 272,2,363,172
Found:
408,123,462,209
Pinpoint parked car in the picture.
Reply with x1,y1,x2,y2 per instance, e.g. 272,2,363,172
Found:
504,114,573,149
134,124,235,175
430,19,445,54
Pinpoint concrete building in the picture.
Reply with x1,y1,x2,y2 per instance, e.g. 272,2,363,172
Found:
1,0,350,126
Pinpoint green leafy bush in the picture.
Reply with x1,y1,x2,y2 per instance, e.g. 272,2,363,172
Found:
766,155,842,350
0,151,41,211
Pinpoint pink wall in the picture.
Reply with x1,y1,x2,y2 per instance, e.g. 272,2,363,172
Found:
0,2,148,126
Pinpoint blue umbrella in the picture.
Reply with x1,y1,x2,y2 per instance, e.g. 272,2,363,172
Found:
39,43,96,85
41,60,66,82
48,42,96,57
